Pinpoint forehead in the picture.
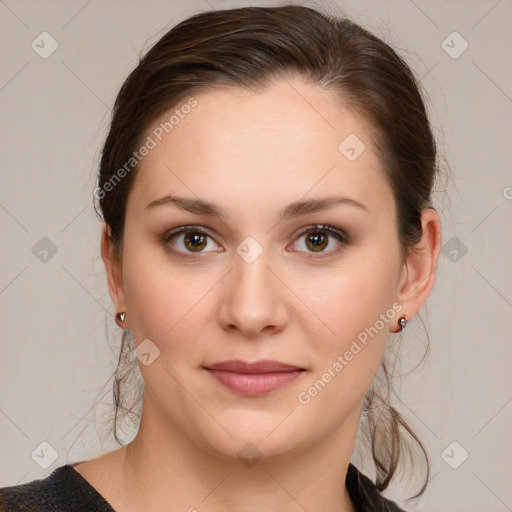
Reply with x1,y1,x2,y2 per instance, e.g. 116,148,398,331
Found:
127,77,392,218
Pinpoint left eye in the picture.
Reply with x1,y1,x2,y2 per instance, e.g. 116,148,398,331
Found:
289,225,349,256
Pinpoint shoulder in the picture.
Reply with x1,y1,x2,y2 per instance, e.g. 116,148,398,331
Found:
346,463,407,512
0,464,115,512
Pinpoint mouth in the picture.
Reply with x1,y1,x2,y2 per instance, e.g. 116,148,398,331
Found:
203,359,307,396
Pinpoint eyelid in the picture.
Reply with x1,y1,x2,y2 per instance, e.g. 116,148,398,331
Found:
292,224,349,243
163,224,218,242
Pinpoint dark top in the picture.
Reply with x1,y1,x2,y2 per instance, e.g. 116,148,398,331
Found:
0,462,405,511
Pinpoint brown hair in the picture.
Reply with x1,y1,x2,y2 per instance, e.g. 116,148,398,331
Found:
94,4,439,504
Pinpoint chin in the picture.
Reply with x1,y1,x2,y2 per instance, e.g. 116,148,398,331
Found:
195,408,312,464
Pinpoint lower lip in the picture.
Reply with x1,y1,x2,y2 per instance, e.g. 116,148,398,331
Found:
206,369,304,395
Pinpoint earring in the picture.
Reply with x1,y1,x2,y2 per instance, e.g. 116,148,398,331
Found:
115,311,126,328
390,315,407,333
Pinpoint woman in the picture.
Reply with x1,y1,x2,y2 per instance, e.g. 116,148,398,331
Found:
0,4,441,511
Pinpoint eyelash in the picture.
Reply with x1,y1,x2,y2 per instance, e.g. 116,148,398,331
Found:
162,224,351,260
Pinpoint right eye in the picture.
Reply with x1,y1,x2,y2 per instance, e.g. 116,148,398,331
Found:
163,225,224,258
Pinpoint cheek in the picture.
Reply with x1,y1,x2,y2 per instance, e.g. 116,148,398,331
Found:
296,246,401,402
296,267,399,421
121,243,215,357
302,250,400,349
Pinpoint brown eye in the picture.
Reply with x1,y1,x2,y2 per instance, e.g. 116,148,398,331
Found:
183,232,207,252
290,225,350,257
163,226,222,257
305,230,328,252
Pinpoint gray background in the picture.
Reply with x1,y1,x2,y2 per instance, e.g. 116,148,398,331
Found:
1,1,511,511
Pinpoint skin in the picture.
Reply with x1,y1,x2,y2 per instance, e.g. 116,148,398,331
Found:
73,76,441,512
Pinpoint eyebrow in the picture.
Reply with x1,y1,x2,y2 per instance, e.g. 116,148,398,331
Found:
145,194,368,220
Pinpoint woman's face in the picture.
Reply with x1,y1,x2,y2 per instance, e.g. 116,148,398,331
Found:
109,77,408,460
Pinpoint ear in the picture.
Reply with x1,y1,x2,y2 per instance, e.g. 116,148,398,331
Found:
100,223,130,329
394,208,442,328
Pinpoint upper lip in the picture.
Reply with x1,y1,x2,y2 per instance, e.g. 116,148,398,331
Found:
204,359,304,373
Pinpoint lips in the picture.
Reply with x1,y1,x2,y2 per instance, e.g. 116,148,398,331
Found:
204,359,306,395
205,359,304,373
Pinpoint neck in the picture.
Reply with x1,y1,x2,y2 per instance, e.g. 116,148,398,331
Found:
111,400,361,512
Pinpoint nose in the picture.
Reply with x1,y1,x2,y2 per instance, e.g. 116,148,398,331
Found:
218,247,289,339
